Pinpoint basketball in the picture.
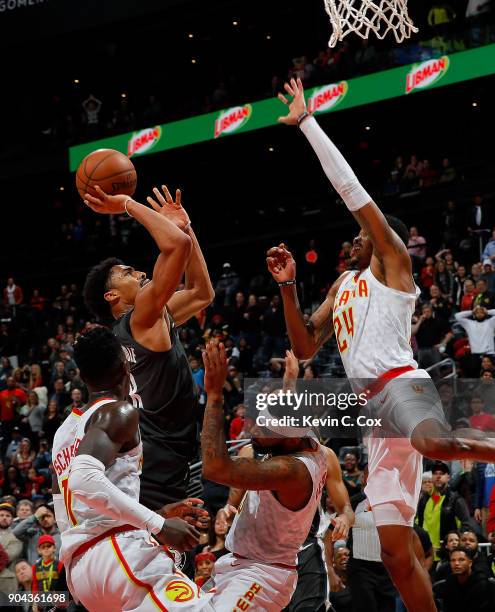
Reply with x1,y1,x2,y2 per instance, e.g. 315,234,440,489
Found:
75,149,137,200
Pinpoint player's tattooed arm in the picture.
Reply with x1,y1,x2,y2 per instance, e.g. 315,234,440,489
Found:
201,343,312,500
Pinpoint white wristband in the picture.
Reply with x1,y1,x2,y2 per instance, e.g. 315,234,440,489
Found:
300,117,371,212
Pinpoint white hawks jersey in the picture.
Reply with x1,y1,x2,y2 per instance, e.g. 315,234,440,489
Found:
333,267,420,379
225,444,327,566
51,398,143,566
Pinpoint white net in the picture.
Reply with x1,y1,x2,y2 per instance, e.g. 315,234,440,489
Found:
324,0,418,48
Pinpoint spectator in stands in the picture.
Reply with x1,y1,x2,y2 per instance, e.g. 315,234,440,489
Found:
460,279,477,311
82,94,102,139
407,226,427,271
261,295,288,360
4,427,22,466
194,551,216,588
416,462,471,561
420,257,436,296
435,260,454,301
412,304,450,369
3,277,24,309
0,378,27,441
419,159,438,188
329,547,353,611
199,509,230,560
0,502,23,594
21,468,45,501
15,500,33,523
31,533,66,603
455,307,495,376
474,462,495,533
19,391,46,439
342,451,363,494
64,387,83,417
33,441,51,480
434,530,460,580
467,195,492,257
481,259,495,293
30,289,46,314
474,278,495,308
215,263,240,308
468,396,495,431
459,530,493,578
12,505,61,566
228,404,245,440
429,285,452,321
434,547,493,611
14,558,32,601
11,439,35,479
427,2,457,33
439,158,457,183
482,228,495,263
49,379,70,413
41,400,61,444
3,467,23,500
442,200,460,249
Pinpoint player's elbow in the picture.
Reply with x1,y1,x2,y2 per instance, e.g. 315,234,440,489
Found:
177,233,193,258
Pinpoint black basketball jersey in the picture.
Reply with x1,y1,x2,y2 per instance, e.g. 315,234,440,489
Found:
113,310,199,510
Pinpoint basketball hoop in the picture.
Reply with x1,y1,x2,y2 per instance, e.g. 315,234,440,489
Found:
323,0,418,48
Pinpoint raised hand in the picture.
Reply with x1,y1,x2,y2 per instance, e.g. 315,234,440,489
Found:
84,185,133,215
278,78,309,126
266,243,296,282
146,184,191,231
284,350,300,381
202,341,228,397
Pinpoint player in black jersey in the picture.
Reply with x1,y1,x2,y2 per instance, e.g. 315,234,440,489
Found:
82,184,214,510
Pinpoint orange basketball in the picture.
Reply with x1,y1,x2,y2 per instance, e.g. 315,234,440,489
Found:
75,149,137,200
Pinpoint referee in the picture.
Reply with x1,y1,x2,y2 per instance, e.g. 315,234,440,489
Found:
347,493,397,612
83,184,214,510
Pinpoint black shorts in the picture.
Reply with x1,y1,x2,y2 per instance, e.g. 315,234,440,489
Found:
283,539,327,612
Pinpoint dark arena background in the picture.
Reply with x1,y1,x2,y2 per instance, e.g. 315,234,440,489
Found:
1,0,495,610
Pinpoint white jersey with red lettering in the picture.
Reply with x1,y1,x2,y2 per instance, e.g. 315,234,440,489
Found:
332,267,420,379
225,443,328,566
52,397,143,566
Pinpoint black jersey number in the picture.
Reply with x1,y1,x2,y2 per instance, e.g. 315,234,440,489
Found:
129,373,143,409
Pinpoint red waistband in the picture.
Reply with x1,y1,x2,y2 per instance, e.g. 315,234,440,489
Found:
363,365,416,400
71,524,138,561
233,552,296,570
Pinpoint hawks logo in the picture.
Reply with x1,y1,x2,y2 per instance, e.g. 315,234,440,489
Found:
165,580,194,602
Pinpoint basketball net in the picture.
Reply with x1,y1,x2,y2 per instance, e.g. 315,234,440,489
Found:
323,0,418,48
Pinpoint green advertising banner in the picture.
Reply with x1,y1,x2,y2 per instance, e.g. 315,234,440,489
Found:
69,44,495,171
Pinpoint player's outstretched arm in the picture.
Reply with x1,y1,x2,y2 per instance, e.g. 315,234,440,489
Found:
279,78,412,290
267,243,336,359
70,401,199,551
85,186,192,329
322,447,354,541
147,186,215,325
201,342,312,497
